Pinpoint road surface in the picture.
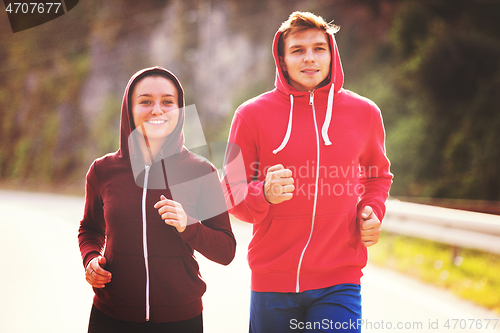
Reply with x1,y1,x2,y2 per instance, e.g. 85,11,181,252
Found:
1,189,499,332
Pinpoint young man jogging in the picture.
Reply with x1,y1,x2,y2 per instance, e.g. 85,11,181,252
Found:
224,11,392,332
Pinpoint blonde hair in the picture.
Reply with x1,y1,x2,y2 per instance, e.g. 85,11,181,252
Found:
278,11,339,57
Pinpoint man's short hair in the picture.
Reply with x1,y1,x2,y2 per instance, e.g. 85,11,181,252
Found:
278,11,340,58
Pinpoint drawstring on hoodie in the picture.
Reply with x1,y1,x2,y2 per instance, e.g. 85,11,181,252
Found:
272,84,335,154
272,94,294,154
321,83,335,146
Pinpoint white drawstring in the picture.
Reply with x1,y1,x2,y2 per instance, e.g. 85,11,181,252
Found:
321,83,335,146
273,94,294,154
273,85,335,154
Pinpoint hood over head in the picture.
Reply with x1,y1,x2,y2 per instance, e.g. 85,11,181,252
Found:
271,27,344,154
272,29,344,96
118,66,186,164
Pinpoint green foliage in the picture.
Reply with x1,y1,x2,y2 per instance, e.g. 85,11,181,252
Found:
0,2,93,184
91,96,121,156
370,232,500,313
383,0,500,200
390,2,432,59
11,139,31,178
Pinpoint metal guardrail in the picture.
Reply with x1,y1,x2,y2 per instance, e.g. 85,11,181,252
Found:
383,200,500,255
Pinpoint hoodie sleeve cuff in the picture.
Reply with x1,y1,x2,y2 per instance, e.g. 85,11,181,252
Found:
178,216,201,241
83,252,100,269
247,180,272,210
357,201,385,223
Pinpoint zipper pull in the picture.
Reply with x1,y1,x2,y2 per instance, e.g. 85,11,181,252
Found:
309,91,314,105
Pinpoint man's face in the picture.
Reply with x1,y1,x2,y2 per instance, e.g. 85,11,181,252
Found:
280,28,332,92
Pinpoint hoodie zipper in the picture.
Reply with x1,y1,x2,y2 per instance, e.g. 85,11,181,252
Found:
295,91,321,293
142,165,151,321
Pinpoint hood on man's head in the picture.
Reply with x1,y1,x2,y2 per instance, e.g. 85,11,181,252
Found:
272,26,344,96
118,66,186,163
270,16,345,154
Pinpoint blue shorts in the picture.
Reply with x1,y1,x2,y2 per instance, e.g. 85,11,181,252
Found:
250,284,361,333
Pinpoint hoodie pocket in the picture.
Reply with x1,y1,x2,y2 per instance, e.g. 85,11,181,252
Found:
302,214,367,273
95,253,146,307
248,215,312,273
148,255,206,307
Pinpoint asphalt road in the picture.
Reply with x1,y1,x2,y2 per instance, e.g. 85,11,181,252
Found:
1,189,499,333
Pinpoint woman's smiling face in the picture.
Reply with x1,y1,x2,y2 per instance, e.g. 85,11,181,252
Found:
131,76,180,141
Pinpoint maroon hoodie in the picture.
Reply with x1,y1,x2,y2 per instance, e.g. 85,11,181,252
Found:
78,67,236,323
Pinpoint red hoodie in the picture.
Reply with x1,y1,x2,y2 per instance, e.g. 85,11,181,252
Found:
78,67,236,323
224,31,392,293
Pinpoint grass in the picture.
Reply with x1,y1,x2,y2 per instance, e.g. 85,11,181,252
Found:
369,232,500,314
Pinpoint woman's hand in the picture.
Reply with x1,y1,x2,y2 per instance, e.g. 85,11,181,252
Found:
154,195,187,233
85,256,112,288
